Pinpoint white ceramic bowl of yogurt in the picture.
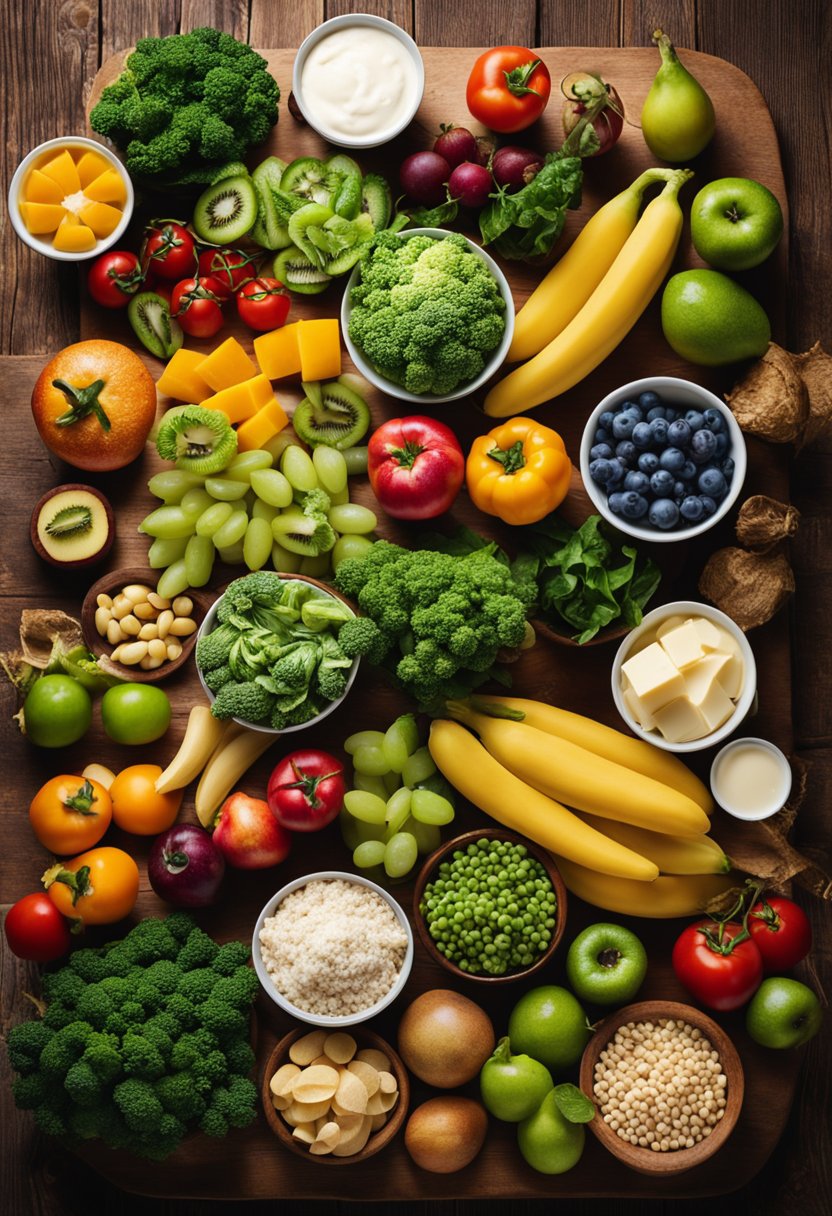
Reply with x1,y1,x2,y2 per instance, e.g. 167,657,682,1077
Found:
292,15,424,149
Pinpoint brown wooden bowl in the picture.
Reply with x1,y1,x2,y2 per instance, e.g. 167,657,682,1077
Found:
261,1027,410,1165
412,827,567,986
579,999,744,1177
532,617,631,649
81,566,212,683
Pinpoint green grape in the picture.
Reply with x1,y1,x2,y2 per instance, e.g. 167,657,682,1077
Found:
332,534,374,570
352,773,389,800
352,745,390,777
212,508,249,550
156,559,190,600
382,769,402,796
384,832,418,878
342,446,369,476
344,730,386,755
251,498,279,524
402,747,437,788
195,501,233,537
281,445,318,493
382,714,419,773
243,517,274,571
343,790,388,824
139,505,196,539
340,808,383,850
244,489,258,514
147,535,189,569
384,787,412,836
204,477,249,502
409,819,442,855
225,450,273,482
328,504,378,535
328,485,350,507
353,840,386,869
184,534,214,587
271,541,302,573
262,430,297,463
299,553,330,577
312,446,348,495
410,788,455,826
179,488,214,522
250,468,294,508
147,470,205,503
217,541,245,564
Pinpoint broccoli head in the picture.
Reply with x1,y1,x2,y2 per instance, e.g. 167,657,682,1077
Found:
210,679,274,723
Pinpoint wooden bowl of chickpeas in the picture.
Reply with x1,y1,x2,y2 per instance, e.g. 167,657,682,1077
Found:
579,999,744,1176
81,566,212,683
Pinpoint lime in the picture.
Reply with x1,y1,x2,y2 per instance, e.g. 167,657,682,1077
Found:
507,985,590,1071
23,675,92,748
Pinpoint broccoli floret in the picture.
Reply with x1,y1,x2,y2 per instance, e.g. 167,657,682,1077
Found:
12,1071,51,1109
39,1022,94,1075
155,1071,207,1122
210,967,259,1010
82,1032,123,1084
163,911,197,942
191,1047,229,1086
210,679,274,722
34,1104,69,1138
177,927,220,971
195,999,247,1041
68,948,112,983
315,662,348,701
195,622,238,671
337,615,390,665
74,985,115,1029
177,968,218,1004
6,1020,54,1075
213,1075,258,1129
199,1102,229,1138
120,918,179,964
224,1038,256,1076
113,1078,166,1134
64,1059,104,1107
42,967,88,1006
121,1033,166,1080
211,941,250,976
204,663,234,692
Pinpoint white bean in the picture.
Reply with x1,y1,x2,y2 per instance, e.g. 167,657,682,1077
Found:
94,606,111,636
156,609,174,639
106,619,125,646
169,617,197,637
138,622,159,641
120,615,142,637
148,592,171,611
118,641,149,665
133,601,157,621
96,593,113,610
148,639,167,661
172,596,193,617
122,584,152,604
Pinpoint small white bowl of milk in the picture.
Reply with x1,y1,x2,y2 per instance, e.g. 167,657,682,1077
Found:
710,737,792,821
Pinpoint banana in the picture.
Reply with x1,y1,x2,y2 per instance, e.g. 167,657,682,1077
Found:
508,168,679,363
576,812,730,875
553,855,737,918
195,724,276,826
155,705,228,794
484,169,694,416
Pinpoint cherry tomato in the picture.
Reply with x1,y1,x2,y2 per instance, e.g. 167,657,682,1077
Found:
87,250,144,309
672,919,764,1012
748,896,812,972
466,47,552,134
171,276,225,339
29,774,113,855
109,764,183,836
4,893,72,962
236,277,291,331
267,750,346,832
44,847,140,926
142,221,197,282
197,247,259,298
368,416,465,520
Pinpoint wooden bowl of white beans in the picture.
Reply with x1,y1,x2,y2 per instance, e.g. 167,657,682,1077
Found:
578,1000,744,1176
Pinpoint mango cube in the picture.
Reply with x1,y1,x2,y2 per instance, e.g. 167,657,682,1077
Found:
19,202,65,234
23,169,64,205
83,169,127,206
40,149,81,195
78,200,123,238
297,318,341,382
196,337,258,393
254,321,303,379
75,149,112,188
201,375,273,425
236,398,290,452
53,218,96,252
155,349,212,403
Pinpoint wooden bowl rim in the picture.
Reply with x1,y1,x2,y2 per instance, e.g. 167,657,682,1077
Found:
80,565,212,683
578,998,744,1176
532,616,631,649
260,1026,410,1165
411,826,568,986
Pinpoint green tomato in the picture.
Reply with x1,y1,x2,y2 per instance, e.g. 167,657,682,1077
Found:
566,922,648,1006
480,1036,553,1123
100,683,171,745
23,675,92,748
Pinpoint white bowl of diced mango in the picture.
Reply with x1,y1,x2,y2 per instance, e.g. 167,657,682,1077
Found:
9,136,134,261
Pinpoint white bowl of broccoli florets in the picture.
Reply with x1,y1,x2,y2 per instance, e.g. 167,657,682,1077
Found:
342,228,515,403
195,572,361,734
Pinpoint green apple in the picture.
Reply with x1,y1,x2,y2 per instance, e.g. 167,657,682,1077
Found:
661,269,771,365
507,985,590,1071
566,923,648,1006
745,977,823,1049
691,177,783,271
517,1088,586,1175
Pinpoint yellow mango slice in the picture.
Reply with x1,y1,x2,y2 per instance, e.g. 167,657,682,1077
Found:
53,220,97,252
83,169,127,206
23,169,64,205
40,149,81,195
201,381,260,425
298,318,341,382
235,397,289,452
196,336,258,393
244,374,275,410
155,348,212,403
254,321,303,379
76,150,112,188
19,201,65,234
78,201,123,238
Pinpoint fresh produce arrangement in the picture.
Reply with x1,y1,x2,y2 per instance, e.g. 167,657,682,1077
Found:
4,13,824,1203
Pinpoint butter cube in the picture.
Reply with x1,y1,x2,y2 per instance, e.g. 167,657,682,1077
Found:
714,651,744,700
694,680,736,732
682,653,731,704
653,698,708,744
658,620,705,670
621,642,686,714
622,684,657,731
691,617,725,651
655,615,687,640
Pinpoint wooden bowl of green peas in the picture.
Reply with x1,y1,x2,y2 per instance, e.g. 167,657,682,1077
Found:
412,828,567,985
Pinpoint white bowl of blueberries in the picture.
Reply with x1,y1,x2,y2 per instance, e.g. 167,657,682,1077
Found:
580,377,746,543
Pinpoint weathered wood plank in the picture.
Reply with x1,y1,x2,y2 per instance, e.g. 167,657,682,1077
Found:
99,0,179,62
249,0,324,48
622,0,696,47
414,1,536,48
538,1,621,46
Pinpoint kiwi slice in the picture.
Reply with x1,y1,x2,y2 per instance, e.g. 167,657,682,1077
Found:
273,246,331,295
193,175,258,244
280,156,333,206
251,157,292,250
293,380,371,450
326,155,363,220
128,292,183,360
32,485,114,568
361,174,393,230
321,216,374,276
156,405,237,473
287,203,334,269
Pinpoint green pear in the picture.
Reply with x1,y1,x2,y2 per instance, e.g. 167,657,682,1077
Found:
661,269,771,365
641,29,716,162
517,1089,586,1175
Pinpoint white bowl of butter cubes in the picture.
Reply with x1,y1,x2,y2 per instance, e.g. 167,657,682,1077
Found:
611,601,756,753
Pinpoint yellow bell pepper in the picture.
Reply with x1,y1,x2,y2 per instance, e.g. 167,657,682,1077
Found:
466,416,571,526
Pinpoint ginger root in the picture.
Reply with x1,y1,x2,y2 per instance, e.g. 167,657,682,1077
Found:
735,495,800,552
725,340,832,447
794,341,832,449
698,547,795,631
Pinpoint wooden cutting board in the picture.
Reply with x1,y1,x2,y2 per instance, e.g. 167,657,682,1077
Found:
1,45,798,1200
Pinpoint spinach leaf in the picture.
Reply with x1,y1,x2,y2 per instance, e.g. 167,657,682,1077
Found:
479,153,583,261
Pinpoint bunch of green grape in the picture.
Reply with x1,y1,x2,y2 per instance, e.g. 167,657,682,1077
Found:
340,714,456,880
139,442,375,600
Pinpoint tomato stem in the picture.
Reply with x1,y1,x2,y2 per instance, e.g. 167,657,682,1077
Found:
277,760,342,810
504,59,543,98
62,779,99,817
388,441,425,470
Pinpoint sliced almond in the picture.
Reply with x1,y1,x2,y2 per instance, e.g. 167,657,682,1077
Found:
324,1032,357,1064
292,1064,339,1104
289,1030,327,1066
334,1068,369,1115
331,1114,372,1157
291,1122,317,1145
347,1059,380,1098
377,1070,397,1095
284,1097,332,1123
356,1048,390,1072
370,1111,388,1131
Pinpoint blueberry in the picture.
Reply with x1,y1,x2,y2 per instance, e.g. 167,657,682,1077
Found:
632,421,653,449
600,410,615,429
615,440,637,466
646,405,667,422
638,452,660,475
594,426,610,444
639,391,661,411
681,460,698,482
659,447,686,472
690,428,717,462
624,470,650,494
698,468,728,499
607,458,626,485
612,414,636,440
722,457,735,480
591,442,614,461
589,458,615,485
704,407,725,433
664,408,679,423
680,496,705,522
650,470,675,497
714,433,730,458
623,404,644,423
621,492,649,520
700,495,717,517
674,481,687,501
685,410,706,431
649,418,669,445
608,492,627,515
648,498,680,530
668,419,692,448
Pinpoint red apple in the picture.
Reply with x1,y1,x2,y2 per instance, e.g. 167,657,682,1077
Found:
213,791,291,869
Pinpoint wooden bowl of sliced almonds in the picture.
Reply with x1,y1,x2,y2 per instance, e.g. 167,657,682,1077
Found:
261,1026,410,1164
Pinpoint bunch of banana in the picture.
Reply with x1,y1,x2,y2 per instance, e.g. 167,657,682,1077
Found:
155,705,275,826
429,698,737,918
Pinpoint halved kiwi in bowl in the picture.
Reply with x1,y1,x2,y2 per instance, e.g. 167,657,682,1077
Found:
293,379,371,450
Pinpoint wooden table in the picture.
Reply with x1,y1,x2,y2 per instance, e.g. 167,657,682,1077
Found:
1,3,830,1215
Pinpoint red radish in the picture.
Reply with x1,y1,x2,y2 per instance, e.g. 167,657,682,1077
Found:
562,75,625,156
400,151,451,207
433,125,479,169
492,146,545,190
148,824,226,908
448,161,494,209
476,136,495,166
213,791,292,870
